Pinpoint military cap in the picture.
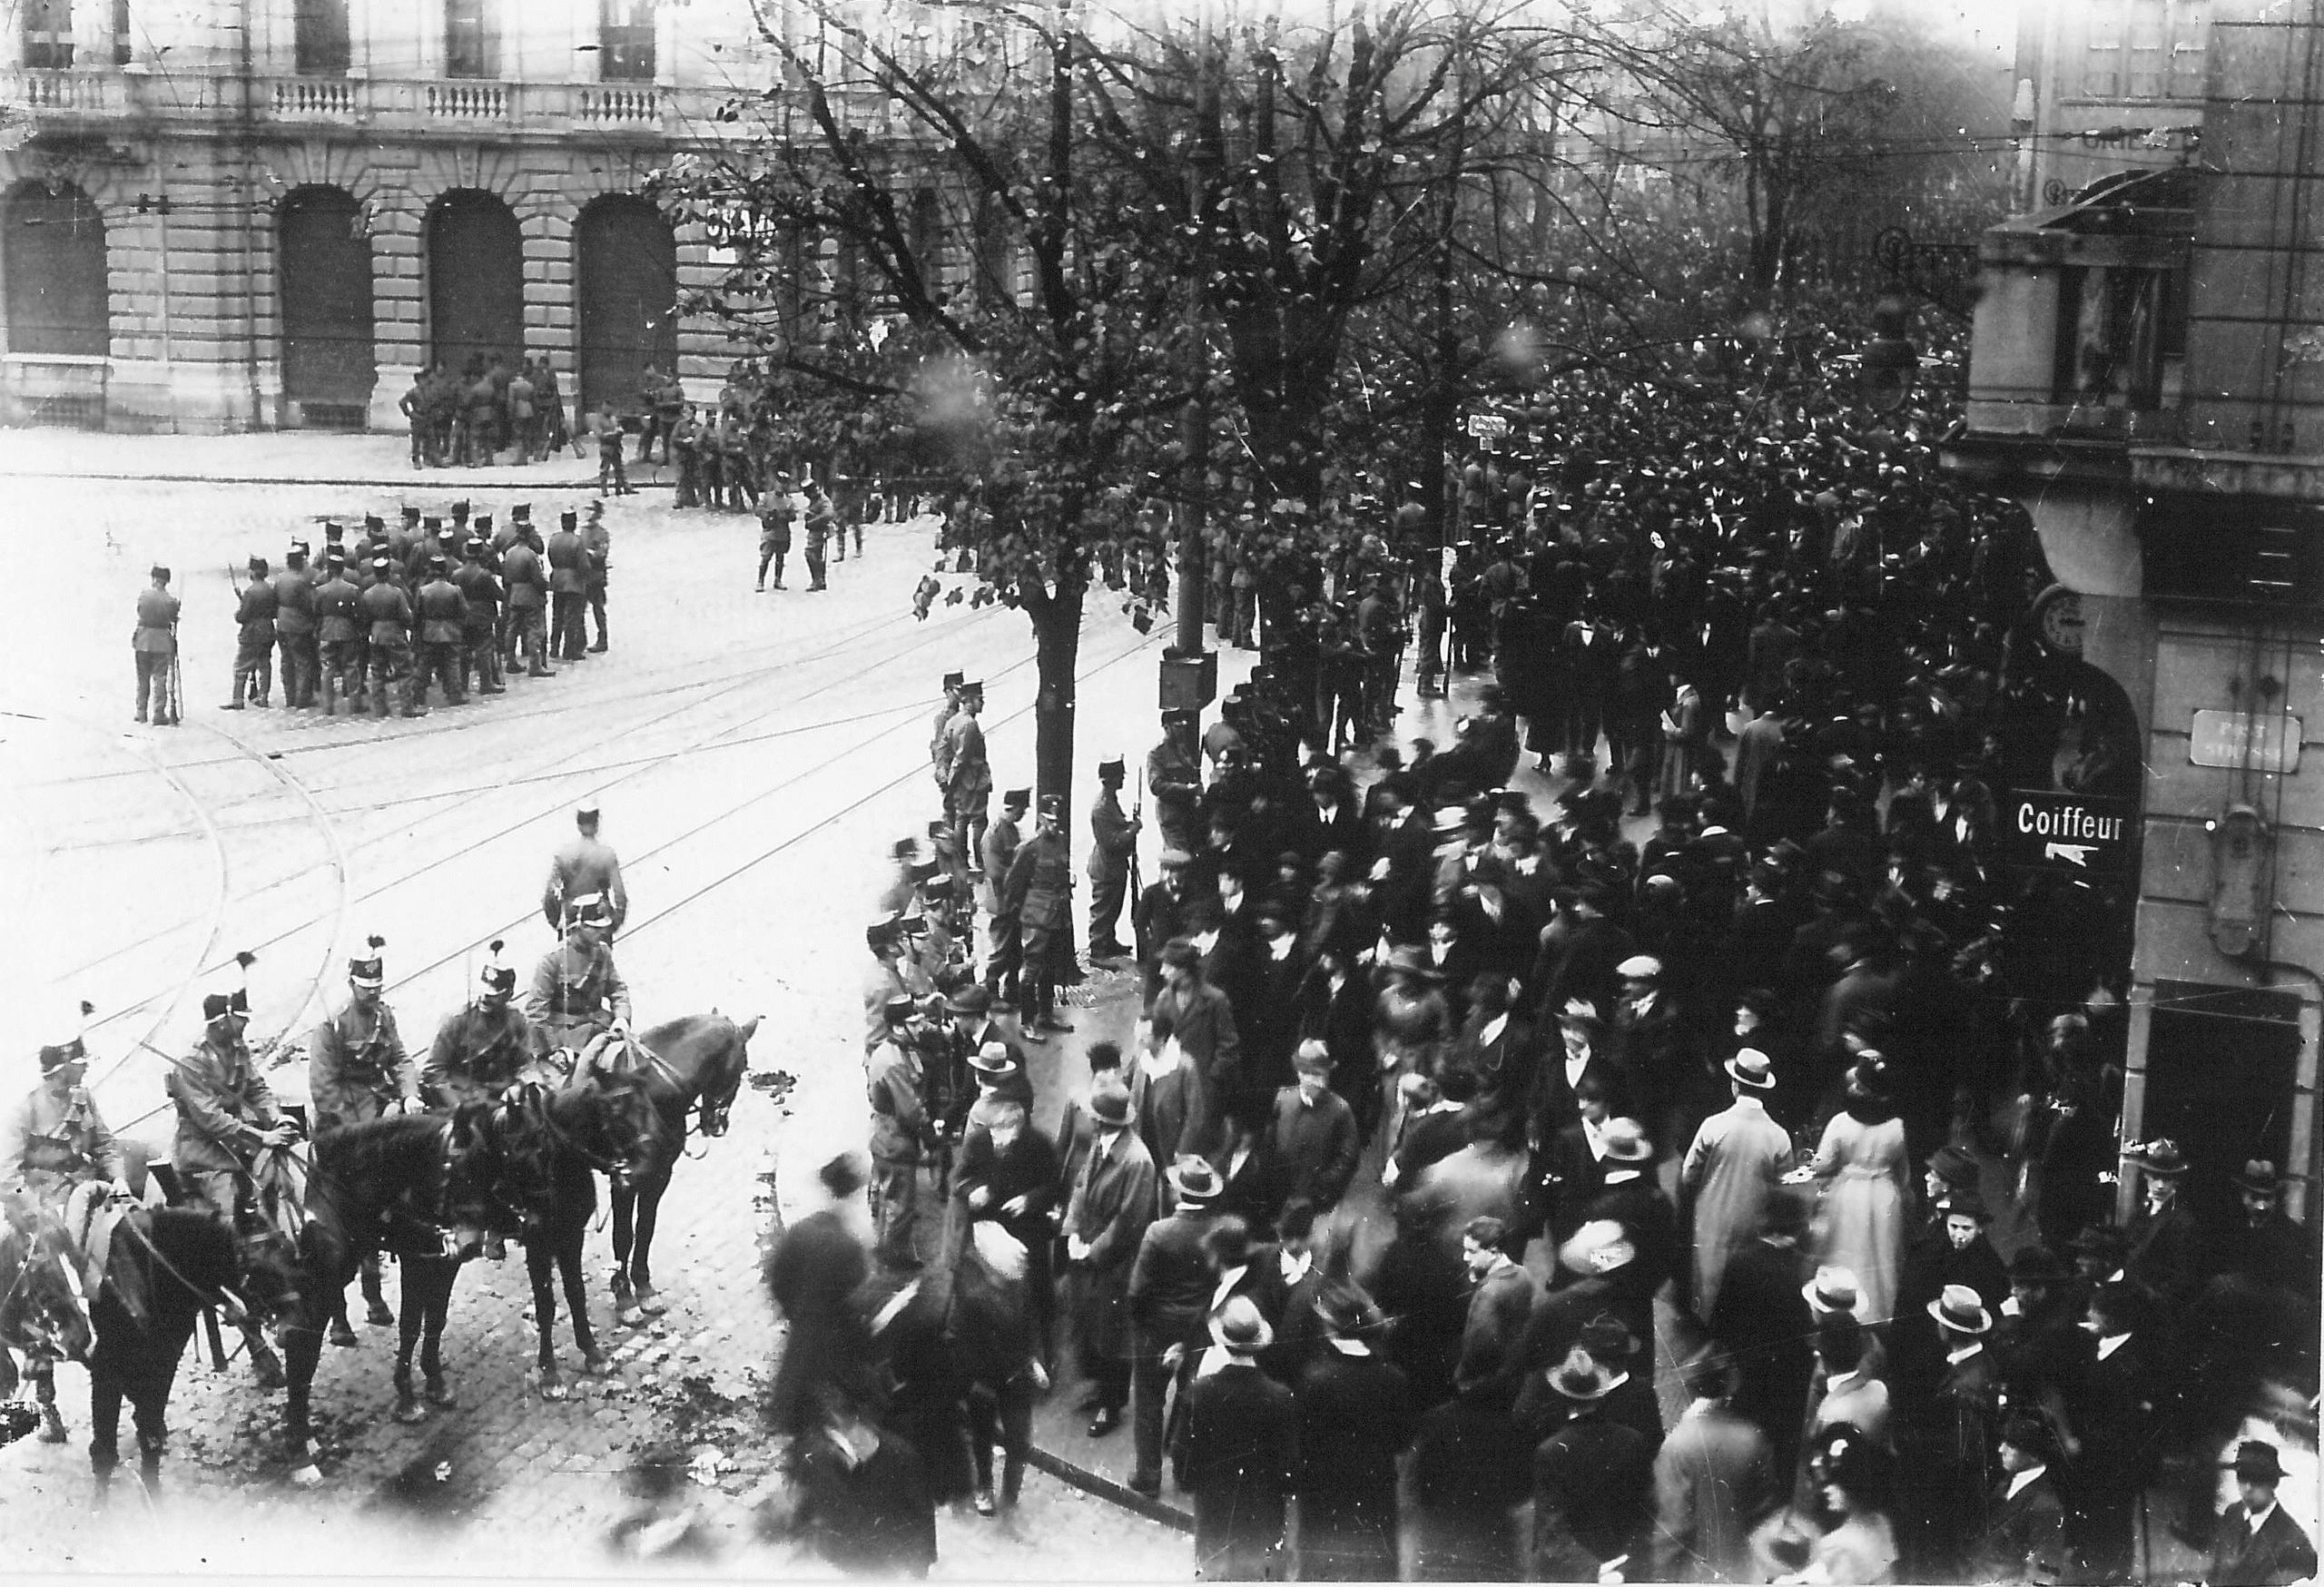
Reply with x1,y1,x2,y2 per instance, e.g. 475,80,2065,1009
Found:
399,504,421,520
477,938,517,997
371,555,391,572
1001,787,1030,808
149,564,172,581
449,500,470,518
1038,794,1064,819
472,514,492,532
942,671,965,689
364,514,385,528
1097,756,1125,775
323,521,346,539
288,540,310,559
560,509,578,527
465,537,487,557
348,935,386,987
509,502,530,519
428,553,449,572
422,515,443,530
245,555,267,574
882,993,915,1025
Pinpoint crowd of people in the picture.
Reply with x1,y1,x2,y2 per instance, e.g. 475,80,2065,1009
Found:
135,498,615,725
764,367,2319,1584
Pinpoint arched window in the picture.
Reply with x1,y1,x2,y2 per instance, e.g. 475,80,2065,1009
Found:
574,193,676,417
277,185,375,414
427,188,523,377
5,180,109,358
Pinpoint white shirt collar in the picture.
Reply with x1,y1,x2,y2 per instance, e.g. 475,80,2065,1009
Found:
1583,1117,1608,1157
2248,1501,2280,1533
1209,1267,1247,1314
2007,1465,2047,1502
1480,1012,1509,1045
1267,935,1295,961
1326,1336,1371,1355
1826,1368,1861,1394
2097,1331,2130,1360
1947,1341,1984,1366
1730,1094,1767,1114
1191,929,1219,954
1279,1248,1313,1285
1566,1050,1590,1086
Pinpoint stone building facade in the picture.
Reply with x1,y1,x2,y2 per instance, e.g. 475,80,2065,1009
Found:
0,0,852,433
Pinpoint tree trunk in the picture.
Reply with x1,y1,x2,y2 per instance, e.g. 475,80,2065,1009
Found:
1029,579,1085,847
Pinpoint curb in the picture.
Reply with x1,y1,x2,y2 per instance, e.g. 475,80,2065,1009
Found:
0,469,657,490
1022,1443,1193,1533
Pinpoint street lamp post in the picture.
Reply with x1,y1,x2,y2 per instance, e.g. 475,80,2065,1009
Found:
1161,14,1218,719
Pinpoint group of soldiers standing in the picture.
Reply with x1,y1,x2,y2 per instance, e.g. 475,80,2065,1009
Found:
190,498,613,723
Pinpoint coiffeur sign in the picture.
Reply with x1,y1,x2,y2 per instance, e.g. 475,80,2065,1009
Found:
2003,789,2136,876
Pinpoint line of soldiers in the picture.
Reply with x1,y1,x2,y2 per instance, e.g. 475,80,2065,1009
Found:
210,498,613,720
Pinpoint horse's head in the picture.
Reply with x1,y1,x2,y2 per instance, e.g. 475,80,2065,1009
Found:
231,1223,305,1330
588,1073,671,1188
0,1219,94,1364
693,1015,760,1139
448,1097,553,1237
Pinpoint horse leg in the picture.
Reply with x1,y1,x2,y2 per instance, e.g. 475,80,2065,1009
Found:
88,1362,124,1501
131,1372,170,1499
391,1262,426,1424
30,1353,65,1443
359,1253,393,1326
420,1263,458,1407
282,1320,328,1483
527,1239,566,1397
558,1215,610,1375
0,1342,18,1400
630,1177,670,1316
609,1180,638,1320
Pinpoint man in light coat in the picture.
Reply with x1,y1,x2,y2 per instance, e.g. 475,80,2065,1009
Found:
1061,1077,1157,1438
1652,1346,1774,1583
1679,1048,1792,1316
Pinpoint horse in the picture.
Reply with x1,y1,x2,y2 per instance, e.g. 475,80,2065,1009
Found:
477,1068,669,1396
601,1013,759,1324
84,1207,245,1501
0,1199,97,1445
275,1111,499,1469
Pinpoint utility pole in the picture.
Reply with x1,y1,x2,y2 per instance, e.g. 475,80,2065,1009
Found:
1162,5,1218,719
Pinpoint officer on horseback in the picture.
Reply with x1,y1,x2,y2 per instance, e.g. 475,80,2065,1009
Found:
166,957,294,1228
422,941,535,1109
525,894,634,1079
308,935,419,1339
3,1000,131,1206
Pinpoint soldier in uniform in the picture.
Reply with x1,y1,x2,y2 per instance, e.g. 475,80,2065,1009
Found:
803,480,834,591
358,554,424,718
1005,794,1076,1039
544,802,629,938
931,671,965,788
132,565,180,726
452,536,506,696
547,508,588,663
981,787,1030,1007
307,936,419,1338
313,550,366,716
937,679,993,892
273,541,319,708
222,555,277,711
1147,709,1203,857
1088,756,1141,962
525,895,634,1078
2,1000,133,1443
582,499,611,653
423,942,534,1110
501,520,554,677
413,553,469,708
865,993,936,1270
672,404,704,509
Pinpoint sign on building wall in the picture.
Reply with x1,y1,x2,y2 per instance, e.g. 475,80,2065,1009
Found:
2002,788,2137,876
2189,709,2303,774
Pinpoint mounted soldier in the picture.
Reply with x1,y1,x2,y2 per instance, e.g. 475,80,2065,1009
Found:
307,935,420,1339
423,941,536,1111
525,894,635,1080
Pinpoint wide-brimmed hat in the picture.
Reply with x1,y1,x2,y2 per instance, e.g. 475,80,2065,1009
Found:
1557,1219,1636,1276
1725,1048,1776,1089
1600,1118,1652,1163
2125,1139,2189,1178
969,1042,1019,1077
1927,1283,1993,1336
1935,1188,1990,1222
1579,1312,1638,1361
2236,1158,2282,1196
1615,954,1663,980
1928,1144,1979,1192
2009,1244,2069,1283
1803,1266,1866,1318
945,984,992,1016
1088,1080,1135,1129
1998,1410,2061,1464
1167,1156,1223,1205
1313,1278,1386,1337
1209,1295,1273,1355
2229,1440,2288,1484
1546,1349,1619,1403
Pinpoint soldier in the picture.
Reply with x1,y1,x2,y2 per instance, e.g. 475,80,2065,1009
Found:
413,553,469,708
1005,794,1076,1039
2,999,133,1443
1147,708,1203,857
865,993,936,1270
937,679,993,891
452,536,506,696
1088,756,1141,962
501,521,554,677
358,554,424,718
546,508,588,663
981,787,1030,1007
132,564,180,726
757,470,795,590
313,550,366,716
422,941,534,1111
803,480,833,591
582,499,611,653
524,894,633,1078
399,367,433,468
222,555,278,710
307,935,419,1340
543,802,629,938
931,671,965,788
166,959,295,1238
273,541,319,708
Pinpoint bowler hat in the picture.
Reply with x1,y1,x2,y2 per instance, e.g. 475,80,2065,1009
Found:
946,984,992,1016
2009,1244,2069,1283
2229,1440,2288,1484
2236,1158,2282,1196
1579,1312,1638,1361
2127,1139,2189,1178
1998,1411,2061,1464
1313,1278,1385,1337
1546,1349,1619,1403
1599,1118,1653,1163
1936,1188,1991,1222
1209,1295,1273,1355
1166,1155,1223,1205
1088,1080,1135,1128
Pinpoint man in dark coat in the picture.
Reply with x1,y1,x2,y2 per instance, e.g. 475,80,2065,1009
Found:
1972,1410,2068,1585
1459,1215,1538,1409
1266,1042,1359,1214
2123,1138,2203,1308
951,1098,1060,1352
1060,1076,1156,1436
1413,1341,1532,1580
1709,1193,1816,1484
2207,1440,2319,1587
765,1154,874,1443
1181,1296,1299,1580
1531,1352,1652,1582
1127,1156,1223,1495
1293,1280,1414,1581
2062,1281,2158,1583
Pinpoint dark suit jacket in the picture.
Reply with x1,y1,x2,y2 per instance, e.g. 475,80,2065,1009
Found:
1974,1468,2066,1584
1462,1260,1539,1400
1541,916,1639,1022
1532,1413,1652,1578
2206,1501,2320,1587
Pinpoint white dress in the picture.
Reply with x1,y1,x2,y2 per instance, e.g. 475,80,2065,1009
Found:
1807,1109,1908,1322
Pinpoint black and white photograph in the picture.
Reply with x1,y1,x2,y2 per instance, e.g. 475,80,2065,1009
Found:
0,0,2316,1579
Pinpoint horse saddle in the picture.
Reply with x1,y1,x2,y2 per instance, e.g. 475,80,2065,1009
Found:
60,1179,121,1313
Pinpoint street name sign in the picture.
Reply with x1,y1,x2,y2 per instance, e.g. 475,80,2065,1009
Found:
2189,709,2301,773
2003,789,2136,876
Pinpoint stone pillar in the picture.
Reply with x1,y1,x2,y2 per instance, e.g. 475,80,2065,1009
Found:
367,168,427,430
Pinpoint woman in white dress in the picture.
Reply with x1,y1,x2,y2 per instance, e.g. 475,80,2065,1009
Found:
1787,1055,1909,1323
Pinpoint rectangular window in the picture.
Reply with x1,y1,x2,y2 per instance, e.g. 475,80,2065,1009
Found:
2081,5,2123,98
23,0,73,70
110,0,130,66
294,0,351,75
599,0,655,82
445,0,498,80
2166,0,2210,98
2126,0,2166,99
